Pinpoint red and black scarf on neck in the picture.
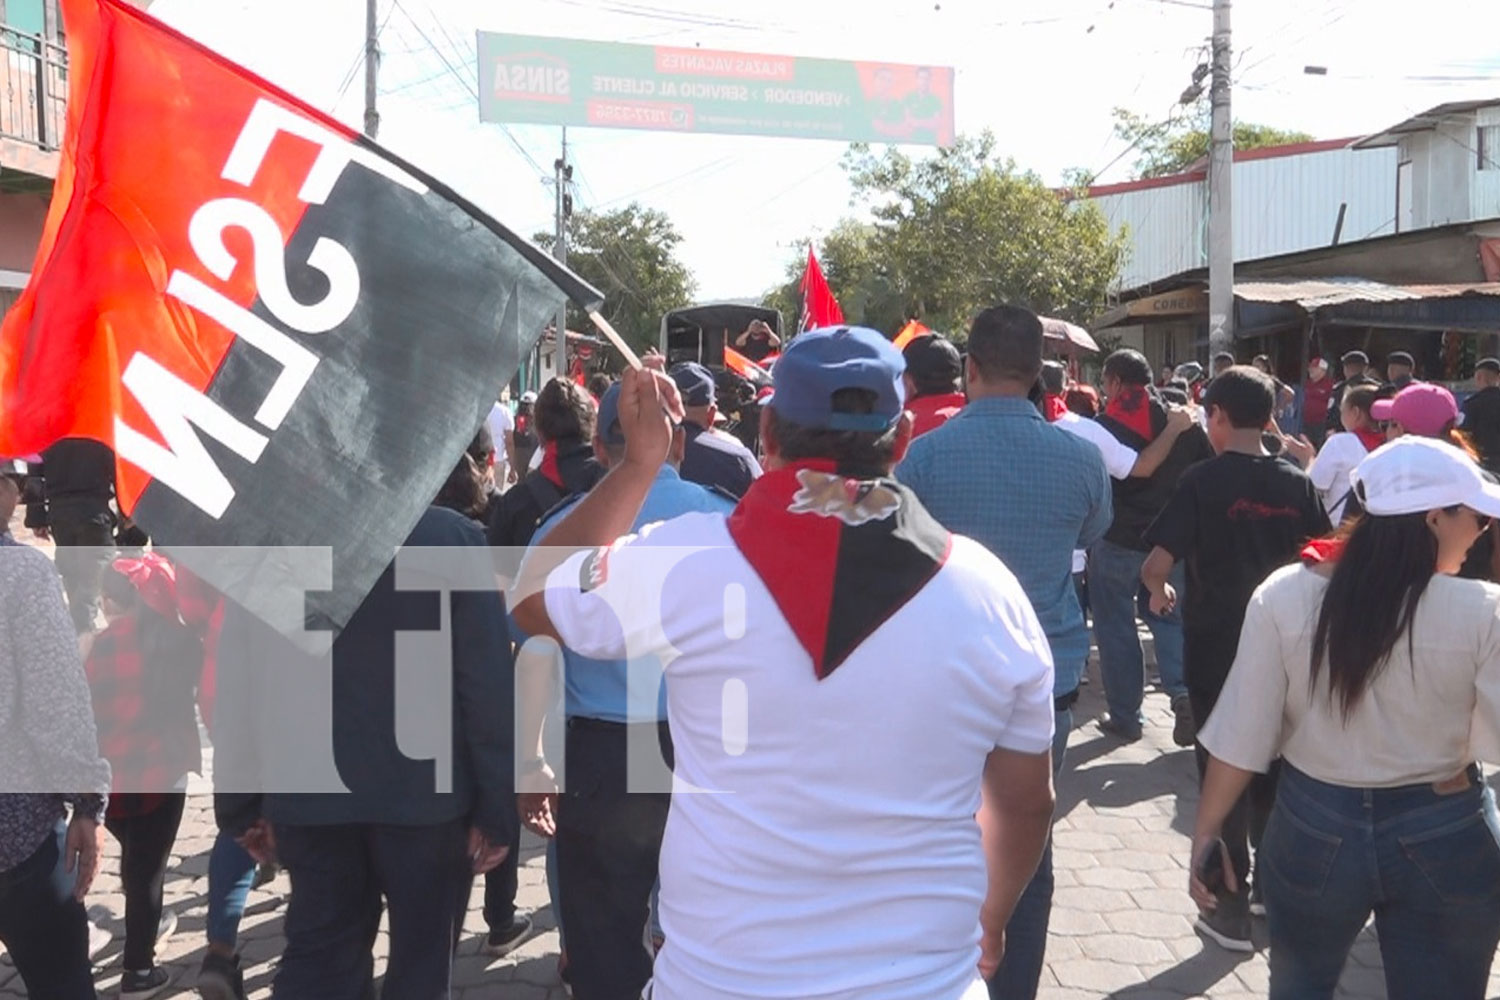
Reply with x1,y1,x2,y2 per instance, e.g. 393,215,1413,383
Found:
726,461,951,679
1104,385,1158,442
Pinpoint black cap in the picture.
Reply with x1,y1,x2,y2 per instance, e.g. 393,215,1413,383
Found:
1479,357,1500,374
1387,351,1415,367
1342,350,1369,365
669,362,716,407
902,334,962,386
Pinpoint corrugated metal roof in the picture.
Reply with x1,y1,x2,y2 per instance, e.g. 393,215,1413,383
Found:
1354,99,1500,149
1233,278,1500,309
1087,145,1397,290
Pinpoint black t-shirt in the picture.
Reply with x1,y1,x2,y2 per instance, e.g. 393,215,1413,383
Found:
739,332,774,363
1097,398,1215,551
1144,452,1330,638
1464,386,1500,474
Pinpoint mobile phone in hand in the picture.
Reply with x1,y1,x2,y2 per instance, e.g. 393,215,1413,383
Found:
1198,840,1229,900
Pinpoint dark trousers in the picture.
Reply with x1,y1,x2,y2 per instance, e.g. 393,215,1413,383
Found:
0,822,97,1000
51,516,114,633
105,793,186,971
481,813,522,931
556,718,672,1000
1186,629,1278,886
272,820,470,1000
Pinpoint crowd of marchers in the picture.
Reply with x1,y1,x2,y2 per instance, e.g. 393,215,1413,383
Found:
4,309,1500,1000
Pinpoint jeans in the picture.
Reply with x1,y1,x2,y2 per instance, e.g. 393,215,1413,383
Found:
207,830,257,949
1262,764,1500,1000
556,718,672,1000
1089,539,1186,724
988,707,1071,1000
51,517,114,634
0,821,97,999
105,793,187,971
272,820,471,1000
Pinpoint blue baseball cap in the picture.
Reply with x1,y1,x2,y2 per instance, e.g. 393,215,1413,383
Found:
669,362,716,407
767,326,906,432
596,382,626,446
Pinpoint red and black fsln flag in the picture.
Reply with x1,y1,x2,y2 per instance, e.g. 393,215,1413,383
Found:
0,0,601,632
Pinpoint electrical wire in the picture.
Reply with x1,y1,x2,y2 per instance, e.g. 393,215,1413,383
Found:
388,0,549,176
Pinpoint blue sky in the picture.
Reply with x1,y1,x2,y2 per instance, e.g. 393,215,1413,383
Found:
155,0,1500,303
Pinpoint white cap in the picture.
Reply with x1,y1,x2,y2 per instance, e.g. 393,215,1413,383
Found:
1351,436,1500,517
520,390,537,403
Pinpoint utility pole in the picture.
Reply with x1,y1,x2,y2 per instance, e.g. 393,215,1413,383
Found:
363,0,381,139
1207,0,1233,356
548,127,573,387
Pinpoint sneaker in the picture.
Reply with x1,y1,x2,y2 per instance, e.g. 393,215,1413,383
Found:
1195,892,1254,953
1097,714,1143,742
88,921,113,959
1171,694,1197,748
481,914,533,957
119,967,171,999
156,909,178,947
1249,882,1266,918
197,952,246,1000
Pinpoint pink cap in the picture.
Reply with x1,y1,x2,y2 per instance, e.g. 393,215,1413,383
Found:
1370,383,1461,437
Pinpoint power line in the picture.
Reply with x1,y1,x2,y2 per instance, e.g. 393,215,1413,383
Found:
387,0,549,176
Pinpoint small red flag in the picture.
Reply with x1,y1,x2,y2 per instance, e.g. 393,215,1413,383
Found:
799,247,844,332
723,345,772,385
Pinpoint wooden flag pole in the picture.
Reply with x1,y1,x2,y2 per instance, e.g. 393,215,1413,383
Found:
588,309,642,370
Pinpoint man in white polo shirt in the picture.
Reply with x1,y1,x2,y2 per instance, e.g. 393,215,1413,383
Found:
513,327,1056,1000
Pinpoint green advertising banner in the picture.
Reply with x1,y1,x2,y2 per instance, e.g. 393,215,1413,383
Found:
476,33,955,146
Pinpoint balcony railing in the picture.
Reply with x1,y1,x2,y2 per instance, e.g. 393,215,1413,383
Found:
0,27,65,152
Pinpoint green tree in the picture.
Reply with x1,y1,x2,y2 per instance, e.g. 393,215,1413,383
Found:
1110,105,1314,180
798,133,1126,337
536,203,696,357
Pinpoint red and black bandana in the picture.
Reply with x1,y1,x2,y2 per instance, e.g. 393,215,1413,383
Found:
1104,385,1157,443
727,461,951,679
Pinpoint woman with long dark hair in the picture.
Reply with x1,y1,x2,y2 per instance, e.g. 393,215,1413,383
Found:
1190,436,1500,999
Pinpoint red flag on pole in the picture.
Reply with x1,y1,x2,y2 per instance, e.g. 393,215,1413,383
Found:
799,247,844,332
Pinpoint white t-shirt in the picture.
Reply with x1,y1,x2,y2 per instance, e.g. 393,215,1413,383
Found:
542,513,1054,1000
1201,564,1500,786
486,403,514,483
1055,410,1138,572
1308,431,1369,522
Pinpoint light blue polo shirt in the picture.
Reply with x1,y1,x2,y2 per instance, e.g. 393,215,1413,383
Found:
523,464,735,724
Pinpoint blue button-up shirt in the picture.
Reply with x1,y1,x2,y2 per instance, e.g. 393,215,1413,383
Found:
528,464,736,724
896,396,1112,692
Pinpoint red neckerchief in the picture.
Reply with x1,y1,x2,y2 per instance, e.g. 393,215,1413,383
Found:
1105,386,1156,442
538,441,564,488
1043,393,1068,423
1301,538,1345,565
727,460,951,679
1355,427,1386,453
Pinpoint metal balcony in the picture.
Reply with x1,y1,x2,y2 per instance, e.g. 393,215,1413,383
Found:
0,25,64,187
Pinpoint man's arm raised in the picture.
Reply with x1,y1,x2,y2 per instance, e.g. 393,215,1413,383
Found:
510,369,683,642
